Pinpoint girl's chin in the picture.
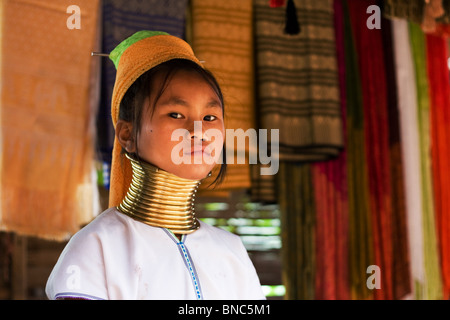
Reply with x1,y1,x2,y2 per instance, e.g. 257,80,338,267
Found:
165,164,214,181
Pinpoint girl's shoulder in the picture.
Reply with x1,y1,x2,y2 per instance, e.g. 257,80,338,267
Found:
196,219,240,240
65,207,134,248
193,220,246,253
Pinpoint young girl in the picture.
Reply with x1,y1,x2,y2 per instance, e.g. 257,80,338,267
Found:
45,31,265,300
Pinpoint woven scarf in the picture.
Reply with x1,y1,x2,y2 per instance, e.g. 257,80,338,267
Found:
97,0,188,179
254,0,343,162
392,19,426,299
0,0,100,239
251,0,343,203
409,22,443,300
189,0,254,197
426,32,450,299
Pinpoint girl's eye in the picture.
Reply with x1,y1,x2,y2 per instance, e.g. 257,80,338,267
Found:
204,115,217,121
169,113,183,119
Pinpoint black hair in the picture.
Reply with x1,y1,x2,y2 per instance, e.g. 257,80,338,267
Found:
119,59,227,188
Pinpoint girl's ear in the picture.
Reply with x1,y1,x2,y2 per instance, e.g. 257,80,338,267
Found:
116,120,136,153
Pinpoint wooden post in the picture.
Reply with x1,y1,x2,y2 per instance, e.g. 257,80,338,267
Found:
11,234,27,300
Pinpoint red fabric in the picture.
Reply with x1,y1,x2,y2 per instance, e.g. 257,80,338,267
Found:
348,0,393,300
426,33,450,299
381,17,411,299
433,24,450,37
313,0,349,300
269,0,285,8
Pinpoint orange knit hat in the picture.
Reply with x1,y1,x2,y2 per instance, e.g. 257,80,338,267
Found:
108,31,203,208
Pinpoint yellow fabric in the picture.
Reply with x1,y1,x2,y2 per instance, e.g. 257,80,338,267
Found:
190,0,255,197
0,0,100,239
108,34,203,208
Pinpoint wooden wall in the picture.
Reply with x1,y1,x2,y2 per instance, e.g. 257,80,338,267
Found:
0,232,67,300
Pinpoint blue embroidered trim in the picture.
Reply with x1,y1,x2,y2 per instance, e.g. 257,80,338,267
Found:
162,229,203,300
54,292,104,300
177,242,203,300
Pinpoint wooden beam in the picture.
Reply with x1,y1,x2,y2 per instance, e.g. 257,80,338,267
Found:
11,234,27,300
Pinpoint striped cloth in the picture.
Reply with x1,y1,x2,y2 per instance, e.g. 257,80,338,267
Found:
251,0,343,203
0,0,100,239
253,0,343,162
189,0,255,197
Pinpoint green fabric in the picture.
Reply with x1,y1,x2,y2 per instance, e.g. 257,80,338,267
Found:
109,30,169,69
409,21,443,300
343,0,373,299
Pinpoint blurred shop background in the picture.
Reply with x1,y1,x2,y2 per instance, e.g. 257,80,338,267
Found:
1,0,450,300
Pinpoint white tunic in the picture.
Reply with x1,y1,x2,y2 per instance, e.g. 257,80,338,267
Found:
46,207,266,300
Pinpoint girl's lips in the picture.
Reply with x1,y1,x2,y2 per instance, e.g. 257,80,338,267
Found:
184,145,211,156
191,151,205,157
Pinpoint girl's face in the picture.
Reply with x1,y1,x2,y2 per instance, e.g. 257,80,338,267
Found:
136,69,225,180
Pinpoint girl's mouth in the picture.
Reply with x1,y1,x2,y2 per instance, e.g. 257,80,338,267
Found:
185,146,211,157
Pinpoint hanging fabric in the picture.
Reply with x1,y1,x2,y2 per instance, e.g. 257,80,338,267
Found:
383,0,450,33
422,0,445,32
383,0,424,25
312,0,349,300
341,0,373,300
409,22,443,300
253,0,342,162
0,0,100,240
381,17,411,299
189,0,254,197
425,32,450,299
349,0,396,299
251,0,343,203
392,19,426,299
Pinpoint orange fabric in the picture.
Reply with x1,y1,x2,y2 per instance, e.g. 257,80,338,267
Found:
108,34,203,208
0,0,100,239
190,0,255,197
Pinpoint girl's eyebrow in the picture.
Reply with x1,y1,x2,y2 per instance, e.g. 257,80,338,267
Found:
159,96,189,107
206,99,222,109
159,96,222,109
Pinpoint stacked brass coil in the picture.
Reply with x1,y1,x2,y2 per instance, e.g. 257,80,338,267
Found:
117,154,201,234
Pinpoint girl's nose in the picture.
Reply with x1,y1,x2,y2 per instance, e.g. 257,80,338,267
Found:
191,132,209,142
187,121,210,142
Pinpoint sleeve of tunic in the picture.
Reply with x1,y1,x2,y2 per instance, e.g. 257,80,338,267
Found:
45,223,108,300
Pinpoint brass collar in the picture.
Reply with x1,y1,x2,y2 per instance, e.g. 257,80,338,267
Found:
117,154,201,234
